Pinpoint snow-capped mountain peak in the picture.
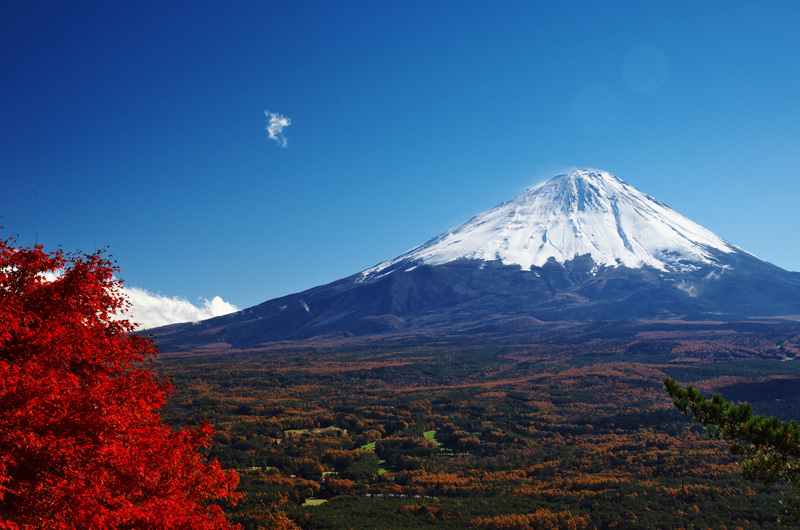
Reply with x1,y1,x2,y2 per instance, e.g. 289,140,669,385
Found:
362,169,744,279
153,168,800,348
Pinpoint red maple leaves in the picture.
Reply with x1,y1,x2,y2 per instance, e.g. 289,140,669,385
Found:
0,238,241,529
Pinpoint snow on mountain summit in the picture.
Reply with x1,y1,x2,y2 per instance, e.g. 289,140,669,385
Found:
362,169,744,279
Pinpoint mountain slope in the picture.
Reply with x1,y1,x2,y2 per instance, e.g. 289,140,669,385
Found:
151,169,800,352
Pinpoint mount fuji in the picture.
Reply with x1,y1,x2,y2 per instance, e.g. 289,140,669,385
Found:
152,170,800,352
362,169,742,279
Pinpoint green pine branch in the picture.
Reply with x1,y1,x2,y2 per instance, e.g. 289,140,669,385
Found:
664,377,800,525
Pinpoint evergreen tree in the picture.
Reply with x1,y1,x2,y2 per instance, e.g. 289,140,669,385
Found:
664,377,800,524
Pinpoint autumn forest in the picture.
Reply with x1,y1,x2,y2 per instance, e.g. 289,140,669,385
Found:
158,323,800,529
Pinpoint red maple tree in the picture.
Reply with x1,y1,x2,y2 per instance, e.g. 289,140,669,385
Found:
0,237,241,529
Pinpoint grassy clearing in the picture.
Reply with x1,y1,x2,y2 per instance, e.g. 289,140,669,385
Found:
285,429,310,435
423,429,441,447
358,441,388,473
301,498,328,507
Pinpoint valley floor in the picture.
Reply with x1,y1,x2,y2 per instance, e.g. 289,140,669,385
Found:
159,328,800,529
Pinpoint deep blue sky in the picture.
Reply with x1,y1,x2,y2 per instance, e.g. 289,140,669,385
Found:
3,1,800,315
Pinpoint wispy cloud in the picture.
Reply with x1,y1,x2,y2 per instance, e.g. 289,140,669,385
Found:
124,287,239,330
265,110,291,147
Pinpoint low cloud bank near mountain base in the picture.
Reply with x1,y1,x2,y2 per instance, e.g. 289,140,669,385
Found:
38,270,237,330
125,286,238,330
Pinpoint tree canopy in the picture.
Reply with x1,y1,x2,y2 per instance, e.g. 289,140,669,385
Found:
0,237,240,529
664,377,800,525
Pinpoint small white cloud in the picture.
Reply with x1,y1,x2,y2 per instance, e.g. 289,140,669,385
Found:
124,287,239,330
40,270,62,282
265,110,291,147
